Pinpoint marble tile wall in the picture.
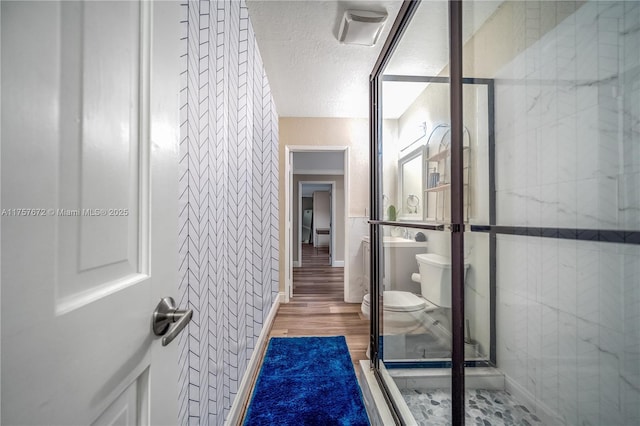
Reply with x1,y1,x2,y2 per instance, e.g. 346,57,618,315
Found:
497,235,640,425
495,1,639,231
494,2,640,424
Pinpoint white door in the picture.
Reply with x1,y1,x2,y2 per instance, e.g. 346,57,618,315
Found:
1,1,182,425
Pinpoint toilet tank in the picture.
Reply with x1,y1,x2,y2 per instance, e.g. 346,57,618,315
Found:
415,253,469,308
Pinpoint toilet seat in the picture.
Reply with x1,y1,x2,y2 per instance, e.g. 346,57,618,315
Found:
362,290,437,313
362,290,434,335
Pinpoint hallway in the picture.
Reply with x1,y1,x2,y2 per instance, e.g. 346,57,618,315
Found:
269,244,369,365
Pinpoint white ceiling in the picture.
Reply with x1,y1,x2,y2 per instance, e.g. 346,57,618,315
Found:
246,0,403,118
246,1,502,119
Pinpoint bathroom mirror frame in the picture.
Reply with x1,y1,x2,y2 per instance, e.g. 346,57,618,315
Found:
397,145,426,222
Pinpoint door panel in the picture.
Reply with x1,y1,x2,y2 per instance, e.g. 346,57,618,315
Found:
57,0,146,313
91,378,139,426
76,0,139,273
1,1,181,424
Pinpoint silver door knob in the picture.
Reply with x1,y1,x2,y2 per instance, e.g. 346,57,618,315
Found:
152,297,193,346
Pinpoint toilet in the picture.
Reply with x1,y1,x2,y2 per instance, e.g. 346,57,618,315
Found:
361,253,469,357
361,290,428,334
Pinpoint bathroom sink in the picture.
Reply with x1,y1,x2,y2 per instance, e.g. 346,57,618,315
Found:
386,236,411,242
362,235,427,248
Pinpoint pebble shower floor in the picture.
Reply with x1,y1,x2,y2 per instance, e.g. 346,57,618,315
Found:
401,388,542,426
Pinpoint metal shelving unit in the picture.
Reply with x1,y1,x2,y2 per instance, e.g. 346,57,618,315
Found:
424,126,471,223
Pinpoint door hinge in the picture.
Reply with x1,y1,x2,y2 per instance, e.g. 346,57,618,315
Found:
450,223,463,233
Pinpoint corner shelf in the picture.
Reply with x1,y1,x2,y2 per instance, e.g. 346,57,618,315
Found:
425,183,451,193
424,126,471,223
426,149,450,163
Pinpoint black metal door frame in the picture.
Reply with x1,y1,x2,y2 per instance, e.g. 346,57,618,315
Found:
368,0,467,424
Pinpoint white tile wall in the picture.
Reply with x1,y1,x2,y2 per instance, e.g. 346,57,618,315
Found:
177,1,279,424
497,236,640,425
494,2,640,424
496,3,639,231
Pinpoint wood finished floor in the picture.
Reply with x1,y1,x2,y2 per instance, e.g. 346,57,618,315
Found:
269,244,369,365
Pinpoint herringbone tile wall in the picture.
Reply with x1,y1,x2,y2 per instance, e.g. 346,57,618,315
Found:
177,1,279,424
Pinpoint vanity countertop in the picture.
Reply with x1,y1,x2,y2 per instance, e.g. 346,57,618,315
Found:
362,235,428,248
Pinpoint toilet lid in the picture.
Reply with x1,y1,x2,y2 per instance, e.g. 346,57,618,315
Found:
363,291,427,313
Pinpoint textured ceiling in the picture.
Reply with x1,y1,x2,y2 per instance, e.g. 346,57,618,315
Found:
246,0,403,118
247,1,501,119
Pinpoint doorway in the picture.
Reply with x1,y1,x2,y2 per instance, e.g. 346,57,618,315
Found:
297,181,335,267
283,147,349,302
273,148,367,364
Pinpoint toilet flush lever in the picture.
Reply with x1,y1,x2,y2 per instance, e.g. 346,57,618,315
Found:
152,297,193,346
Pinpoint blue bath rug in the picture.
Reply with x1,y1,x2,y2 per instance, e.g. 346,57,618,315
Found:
243,336,370,426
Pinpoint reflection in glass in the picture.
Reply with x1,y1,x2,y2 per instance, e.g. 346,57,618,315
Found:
373,0,640,423
376,1,453,423
378,226,448,362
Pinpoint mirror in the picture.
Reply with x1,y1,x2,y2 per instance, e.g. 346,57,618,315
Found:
397,146,425,220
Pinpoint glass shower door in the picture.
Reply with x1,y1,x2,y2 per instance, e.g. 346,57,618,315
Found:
369,0,462,423
461,1,640,425
372,0,640,424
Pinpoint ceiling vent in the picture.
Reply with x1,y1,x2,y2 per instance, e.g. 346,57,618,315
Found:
338,10,388,47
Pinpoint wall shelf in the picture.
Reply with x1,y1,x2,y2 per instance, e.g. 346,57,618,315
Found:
397,124,471,223
424,126,471,223
426,149,450,162
425,184,451,193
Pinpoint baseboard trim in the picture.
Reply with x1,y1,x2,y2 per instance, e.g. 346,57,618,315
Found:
332,260,345,267
225,295,280,425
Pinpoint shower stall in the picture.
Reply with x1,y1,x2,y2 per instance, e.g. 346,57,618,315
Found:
367,0,640,424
